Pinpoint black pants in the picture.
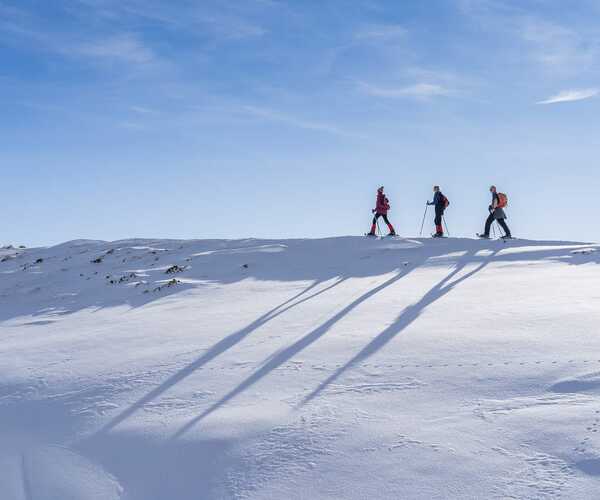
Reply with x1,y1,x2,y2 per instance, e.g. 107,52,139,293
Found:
485,213,511,237
434,207,444,227
372,213,392,226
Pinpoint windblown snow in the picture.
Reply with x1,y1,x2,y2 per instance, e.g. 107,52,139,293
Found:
1,237,599,499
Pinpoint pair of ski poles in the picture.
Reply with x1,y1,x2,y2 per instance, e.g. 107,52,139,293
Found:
419,203,450,237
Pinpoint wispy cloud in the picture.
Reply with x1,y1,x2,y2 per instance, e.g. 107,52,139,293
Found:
75,0,267,41
0,5,157,68
74,34,155,64
537,88,599,104
201,15,266,40
241,105,355,137
130,106,157,114
355,24,407,41
459,1,600,75
118,121,147,131
520,18,598,72
0,3,46,42
358,82,451,99
1,0,266,70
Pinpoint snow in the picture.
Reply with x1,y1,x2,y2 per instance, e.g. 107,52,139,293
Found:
1,236,600,499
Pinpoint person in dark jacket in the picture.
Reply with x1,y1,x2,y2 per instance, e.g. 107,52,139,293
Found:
427,185,447,237
479,185,511,239
367,186,396,236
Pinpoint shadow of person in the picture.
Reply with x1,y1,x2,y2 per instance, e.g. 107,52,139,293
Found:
298,248,499,407
170,263,425,440
96,277,346,436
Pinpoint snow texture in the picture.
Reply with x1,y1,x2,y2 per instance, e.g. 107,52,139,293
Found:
1,236,600,499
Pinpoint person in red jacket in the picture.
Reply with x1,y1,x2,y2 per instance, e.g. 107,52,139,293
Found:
367,186,396,236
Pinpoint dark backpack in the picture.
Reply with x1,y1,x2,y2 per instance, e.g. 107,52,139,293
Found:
440,194,449,208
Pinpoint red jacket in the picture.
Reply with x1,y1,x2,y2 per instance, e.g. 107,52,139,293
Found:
375,192,390,215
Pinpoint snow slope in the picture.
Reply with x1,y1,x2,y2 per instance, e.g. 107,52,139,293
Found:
1,236,599,499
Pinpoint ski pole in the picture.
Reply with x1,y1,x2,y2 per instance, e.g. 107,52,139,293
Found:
419,204,428,236
491,220,497,238
376,218,382,237
495,220,506,238
443,215,450,237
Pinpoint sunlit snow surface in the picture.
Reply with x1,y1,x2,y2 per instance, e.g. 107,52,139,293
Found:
1,237,599,499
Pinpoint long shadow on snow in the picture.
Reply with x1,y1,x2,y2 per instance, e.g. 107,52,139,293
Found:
298,248,499,406
94,239,438,435
97,277,346,435
170,264,429,439
296,240,600,407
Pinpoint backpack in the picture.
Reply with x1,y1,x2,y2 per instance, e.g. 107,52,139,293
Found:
440,194,450,208
497,193,508,208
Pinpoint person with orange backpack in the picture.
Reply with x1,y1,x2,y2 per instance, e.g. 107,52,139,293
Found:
427,185,449,238
478,185,512,239
367,186,396,237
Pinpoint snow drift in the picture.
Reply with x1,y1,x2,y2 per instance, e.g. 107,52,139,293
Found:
1,236,599,499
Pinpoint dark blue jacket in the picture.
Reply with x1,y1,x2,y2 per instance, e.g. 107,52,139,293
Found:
428,191,445,209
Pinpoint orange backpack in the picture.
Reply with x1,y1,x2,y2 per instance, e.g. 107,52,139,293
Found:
497,193,508,208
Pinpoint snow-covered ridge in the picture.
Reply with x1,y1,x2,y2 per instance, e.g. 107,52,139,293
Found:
1,237,599,499
1,236,597,323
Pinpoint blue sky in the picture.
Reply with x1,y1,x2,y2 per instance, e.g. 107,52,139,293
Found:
1,0,599,246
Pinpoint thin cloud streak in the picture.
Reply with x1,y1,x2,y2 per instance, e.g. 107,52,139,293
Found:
354,23,407,41
537,88,599,104
458,0,600,75
241,105,360,138
520,18,598,72
130,106,156,114
358,82,452,99
75,0,268,40
74,34,156,64
0,7,157,68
